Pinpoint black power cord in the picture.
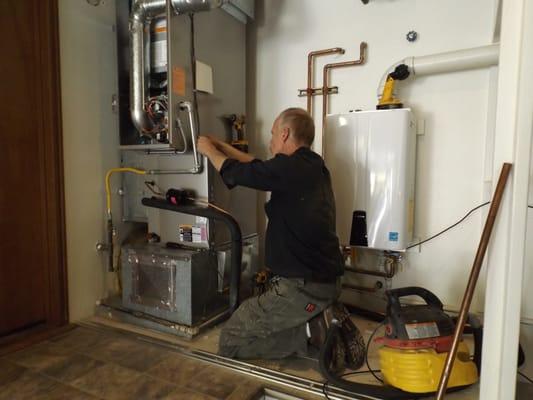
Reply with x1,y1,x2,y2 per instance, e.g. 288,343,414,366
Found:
518,371,533,384
365,322,385,383
322,369,382,399
322,321,385,399
406,202,491,249
408,202,533,249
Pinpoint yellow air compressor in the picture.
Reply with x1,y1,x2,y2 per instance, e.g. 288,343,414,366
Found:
376,287,479,393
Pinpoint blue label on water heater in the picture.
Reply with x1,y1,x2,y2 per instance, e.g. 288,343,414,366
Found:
389,232,399,242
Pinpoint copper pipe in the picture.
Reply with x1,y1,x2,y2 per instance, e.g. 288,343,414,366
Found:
306,48,345,116
435,163,512,400
322,42,367,153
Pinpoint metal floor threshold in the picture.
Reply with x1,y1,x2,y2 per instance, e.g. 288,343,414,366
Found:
77,320,381,400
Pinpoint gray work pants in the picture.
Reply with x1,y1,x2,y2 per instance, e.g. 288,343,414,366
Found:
218,277,340,359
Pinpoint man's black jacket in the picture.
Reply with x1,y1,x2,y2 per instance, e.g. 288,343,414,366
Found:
220,146,344,283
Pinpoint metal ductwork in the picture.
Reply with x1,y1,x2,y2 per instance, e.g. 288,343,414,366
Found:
172,0,222,14
130,0,222,134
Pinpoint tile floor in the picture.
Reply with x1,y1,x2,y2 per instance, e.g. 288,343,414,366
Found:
2,319,531,400
87,315,482,398
0,326,266,400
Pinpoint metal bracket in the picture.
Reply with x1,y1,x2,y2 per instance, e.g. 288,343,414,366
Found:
111,94,118,114
96,242,110,252
298,86,339,97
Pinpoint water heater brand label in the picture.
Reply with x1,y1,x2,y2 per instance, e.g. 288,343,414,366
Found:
389,232,399,241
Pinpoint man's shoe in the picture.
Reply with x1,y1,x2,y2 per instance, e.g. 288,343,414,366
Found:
329,333,346,374
307,305,346,373
308,306,335,349
333,303,366,369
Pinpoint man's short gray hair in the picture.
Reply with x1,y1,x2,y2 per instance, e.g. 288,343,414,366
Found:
278,108,315,147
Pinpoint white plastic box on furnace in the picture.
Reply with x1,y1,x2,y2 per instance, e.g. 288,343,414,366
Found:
325,109,416,252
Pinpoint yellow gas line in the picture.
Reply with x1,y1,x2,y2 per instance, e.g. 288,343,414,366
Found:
105,168,146,216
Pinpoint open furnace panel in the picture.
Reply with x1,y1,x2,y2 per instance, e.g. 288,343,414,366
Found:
100,0,258,335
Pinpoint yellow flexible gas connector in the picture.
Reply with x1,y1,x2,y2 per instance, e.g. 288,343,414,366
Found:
105,168,146,215
378,76,402,108
104,167,146,273
377,64,410,110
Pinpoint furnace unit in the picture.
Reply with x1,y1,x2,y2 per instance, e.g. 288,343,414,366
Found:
97,0,257,338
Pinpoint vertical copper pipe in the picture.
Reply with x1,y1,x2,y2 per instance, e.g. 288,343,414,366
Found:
307,48,345,116
435,163,512,400
322,42,367,129
322,42,367,154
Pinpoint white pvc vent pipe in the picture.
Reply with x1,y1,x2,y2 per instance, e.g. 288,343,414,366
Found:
377,43,500,98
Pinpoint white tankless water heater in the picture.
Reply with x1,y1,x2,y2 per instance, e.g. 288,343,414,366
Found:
325,109,416,252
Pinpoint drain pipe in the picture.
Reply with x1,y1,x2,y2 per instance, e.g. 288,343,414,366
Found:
377,43,500,99
130,0,222,134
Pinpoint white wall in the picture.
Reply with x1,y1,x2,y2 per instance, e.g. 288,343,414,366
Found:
248,0,533,379
59,0,119,321
249,0,498,311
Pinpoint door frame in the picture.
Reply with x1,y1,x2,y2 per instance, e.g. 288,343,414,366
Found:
0,0,68,350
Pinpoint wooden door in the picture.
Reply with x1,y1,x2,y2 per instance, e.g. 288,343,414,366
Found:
0,0,67,339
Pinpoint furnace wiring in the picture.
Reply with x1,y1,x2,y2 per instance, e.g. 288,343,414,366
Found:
144,180,164,196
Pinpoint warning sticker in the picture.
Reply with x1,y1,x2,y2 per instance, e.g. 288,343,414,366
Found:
191,225,207,243
179,225,193,242
179,224,207,243
405,322,440,339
